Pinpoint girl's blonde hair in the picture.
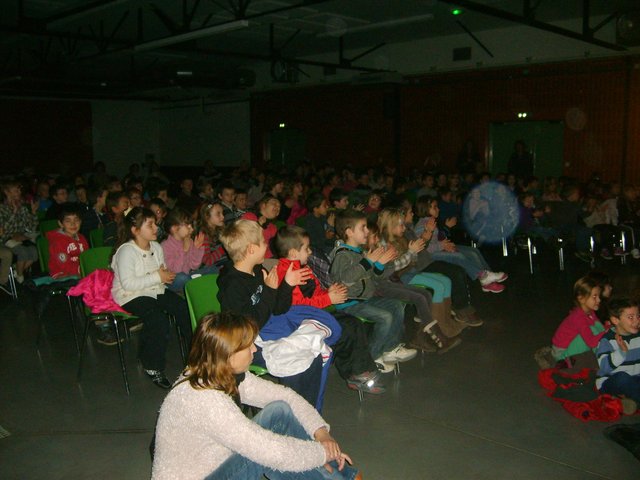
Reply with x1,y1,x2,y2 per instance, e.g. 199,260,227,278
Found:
378,207,409,255
182,312,258,395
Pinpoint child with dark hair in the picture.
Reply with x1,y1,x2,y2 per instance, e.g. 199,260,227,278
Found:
103,191,130,247
241,194,281,259
80,187,107,240
46,204,89,278
233,188,249,217
126,186,143,208
44,184,69,220
161,207,206,293
149,197,168,242
304,192,335,257
111,207,192,388
217,181,238,224
596,298,640,413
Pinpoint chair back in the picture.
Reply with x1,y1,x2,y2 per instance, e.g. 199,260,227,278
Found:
89,228,104,248
79,247,113,277
184,274,220,332
295,215,307,227
39,219,59,235
36,236,50,273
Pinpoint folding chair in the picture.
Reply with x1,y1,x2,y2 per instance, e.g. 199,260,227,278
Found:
184,274,267,377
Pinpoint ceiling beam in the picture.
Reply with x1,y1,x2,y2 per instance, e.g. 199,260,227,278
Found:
441,0,625,51
45,0,132,27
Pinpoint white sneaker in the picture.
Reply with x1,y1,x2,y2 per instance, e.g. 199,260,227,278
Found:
632,248,640,260
480,271,508,285
382,344,417,363
373,356,395,373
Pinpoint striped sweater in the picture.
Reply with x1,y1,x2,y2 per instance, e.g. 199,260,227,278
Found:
596,329,640,389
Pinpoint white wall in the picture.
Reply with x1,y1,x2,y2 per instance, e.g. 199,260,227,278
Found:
91,100,159,177
156,100,250,167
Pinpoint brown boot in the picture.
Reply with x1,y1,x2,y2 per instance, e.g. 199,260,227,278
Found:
454,305,484,327
423,320,462,354
433,300,465,338
407,321,437,353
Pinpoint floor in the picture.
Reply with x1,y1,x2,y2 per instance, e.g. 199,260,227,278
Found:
1,246,639,480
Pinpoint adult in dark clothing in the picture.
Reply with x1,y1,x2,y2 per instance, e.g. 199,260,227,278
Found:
507,140,534,180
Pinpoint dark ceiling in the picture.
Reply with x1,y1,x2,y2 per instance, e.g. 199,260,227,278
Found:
0,0,637,101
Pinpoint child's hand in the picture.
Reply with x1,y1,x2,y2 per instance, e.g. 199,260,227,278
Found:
158,266,176,284
442,240,456,252
354,203,365,211
30,200,38,214
284,263,312,287
365,246,384,263
615,333,629,353
193,232,205,249
328,283,348,304
262,267,280,289
327,212,335,227
426,217,437,232
378,245,398,264
408,238,425,253
445,217,457,228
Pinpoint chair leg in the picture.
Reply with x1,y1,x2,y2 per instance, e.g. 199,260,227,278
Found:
558,238,565,271
112,316,130,395
76,311,93,381
67,296,80,354
7,265,17,300
527,237,534,275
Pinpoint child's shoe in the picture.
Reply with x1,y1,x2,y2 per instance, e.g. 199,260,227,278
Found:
346,372,385,395
145,369,171,389
481,282,505,293
423,320,462,354
454,308,484,327
483,271,508,283
381,344,417,363
373,357,395,373
600,248,613,260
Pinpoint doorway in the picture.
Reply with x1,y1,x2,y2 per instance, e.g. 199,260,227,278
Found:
489,121,564,179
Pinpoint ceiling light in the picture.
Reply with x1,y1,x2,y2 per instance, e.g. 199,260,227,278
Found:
134,20,249,52
452,9,463,16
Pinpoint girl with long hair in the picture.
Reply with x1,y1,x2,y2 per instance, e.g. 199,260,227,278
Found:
152,312,361,480
111,207,192,388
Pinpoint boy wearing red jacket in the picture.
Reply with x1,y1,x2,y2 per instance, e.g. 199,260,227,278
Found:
274,225,384,395
46,204,89,278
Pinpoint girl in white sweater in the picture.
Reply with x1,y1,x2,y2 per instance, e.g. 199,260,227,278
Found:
152,312,362,480
111,207,192,389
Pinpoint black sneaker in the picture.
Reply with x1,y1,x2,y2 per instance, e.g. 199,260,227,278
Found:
145,370,171,389
128,320,144,333
96,328,122,346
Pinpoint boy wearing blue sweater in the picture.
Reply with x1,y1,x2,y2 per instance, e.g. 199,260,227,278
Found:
596,298,640,413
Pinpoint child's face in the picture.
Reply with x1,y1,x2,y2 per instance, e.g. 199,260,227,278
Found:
158,190,169,203
523,196,534,208
404,209,414,225
428,201,439,218
181,179,193,193
368,194,381,210
578,286,601,312
234,193,248,210
424,176,434,188
346,219,368,246
149,203,164,223
134,217,158,243
612,306,640,336
53,189,68,204
37,183,49,198
128,192,142,207
314,200,328,217
59,214,81,237
261,199,280,219
96,190,107,208
172,220,193,241
602,284,612,298
290,237,312,265
441,192,453,203
334,197,348,210
113,197,130,215
366,231,379,250
207,204,225,228
202,184,214,198
76,188,87,204
219,188,235,205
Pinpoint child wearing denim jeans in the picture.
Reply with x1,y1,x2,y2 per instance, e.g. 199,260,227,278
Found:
328,209,416,373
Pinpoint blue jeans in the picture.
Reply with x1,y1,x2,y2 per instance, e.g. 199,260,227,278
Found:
343,297,405,360
430,245,490,280
206,401,358,480
167,265,220,293
600,372,640,403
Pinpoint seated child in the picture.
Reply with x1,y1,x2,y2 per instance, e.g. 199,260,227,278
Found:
304,192,335,257
197,202,229,272
329,209,417,372
233,188,249,217
551,275,606,370
414,195,507,294
80,187,107,240
149,197,168,242
161,208,206,293
217,219,326,407
241,194,280,259
518,192,556,241
217,181,238,224
596,298,640,412
274,225,384,395
103,191,129,247
46,204,89,278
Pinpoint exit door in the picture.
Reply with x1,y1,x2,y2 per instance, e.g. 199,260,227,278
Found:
489,121,564,179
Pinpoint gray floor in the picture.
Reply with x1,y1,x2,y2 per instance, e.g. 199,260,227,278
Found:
1,248,639,480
